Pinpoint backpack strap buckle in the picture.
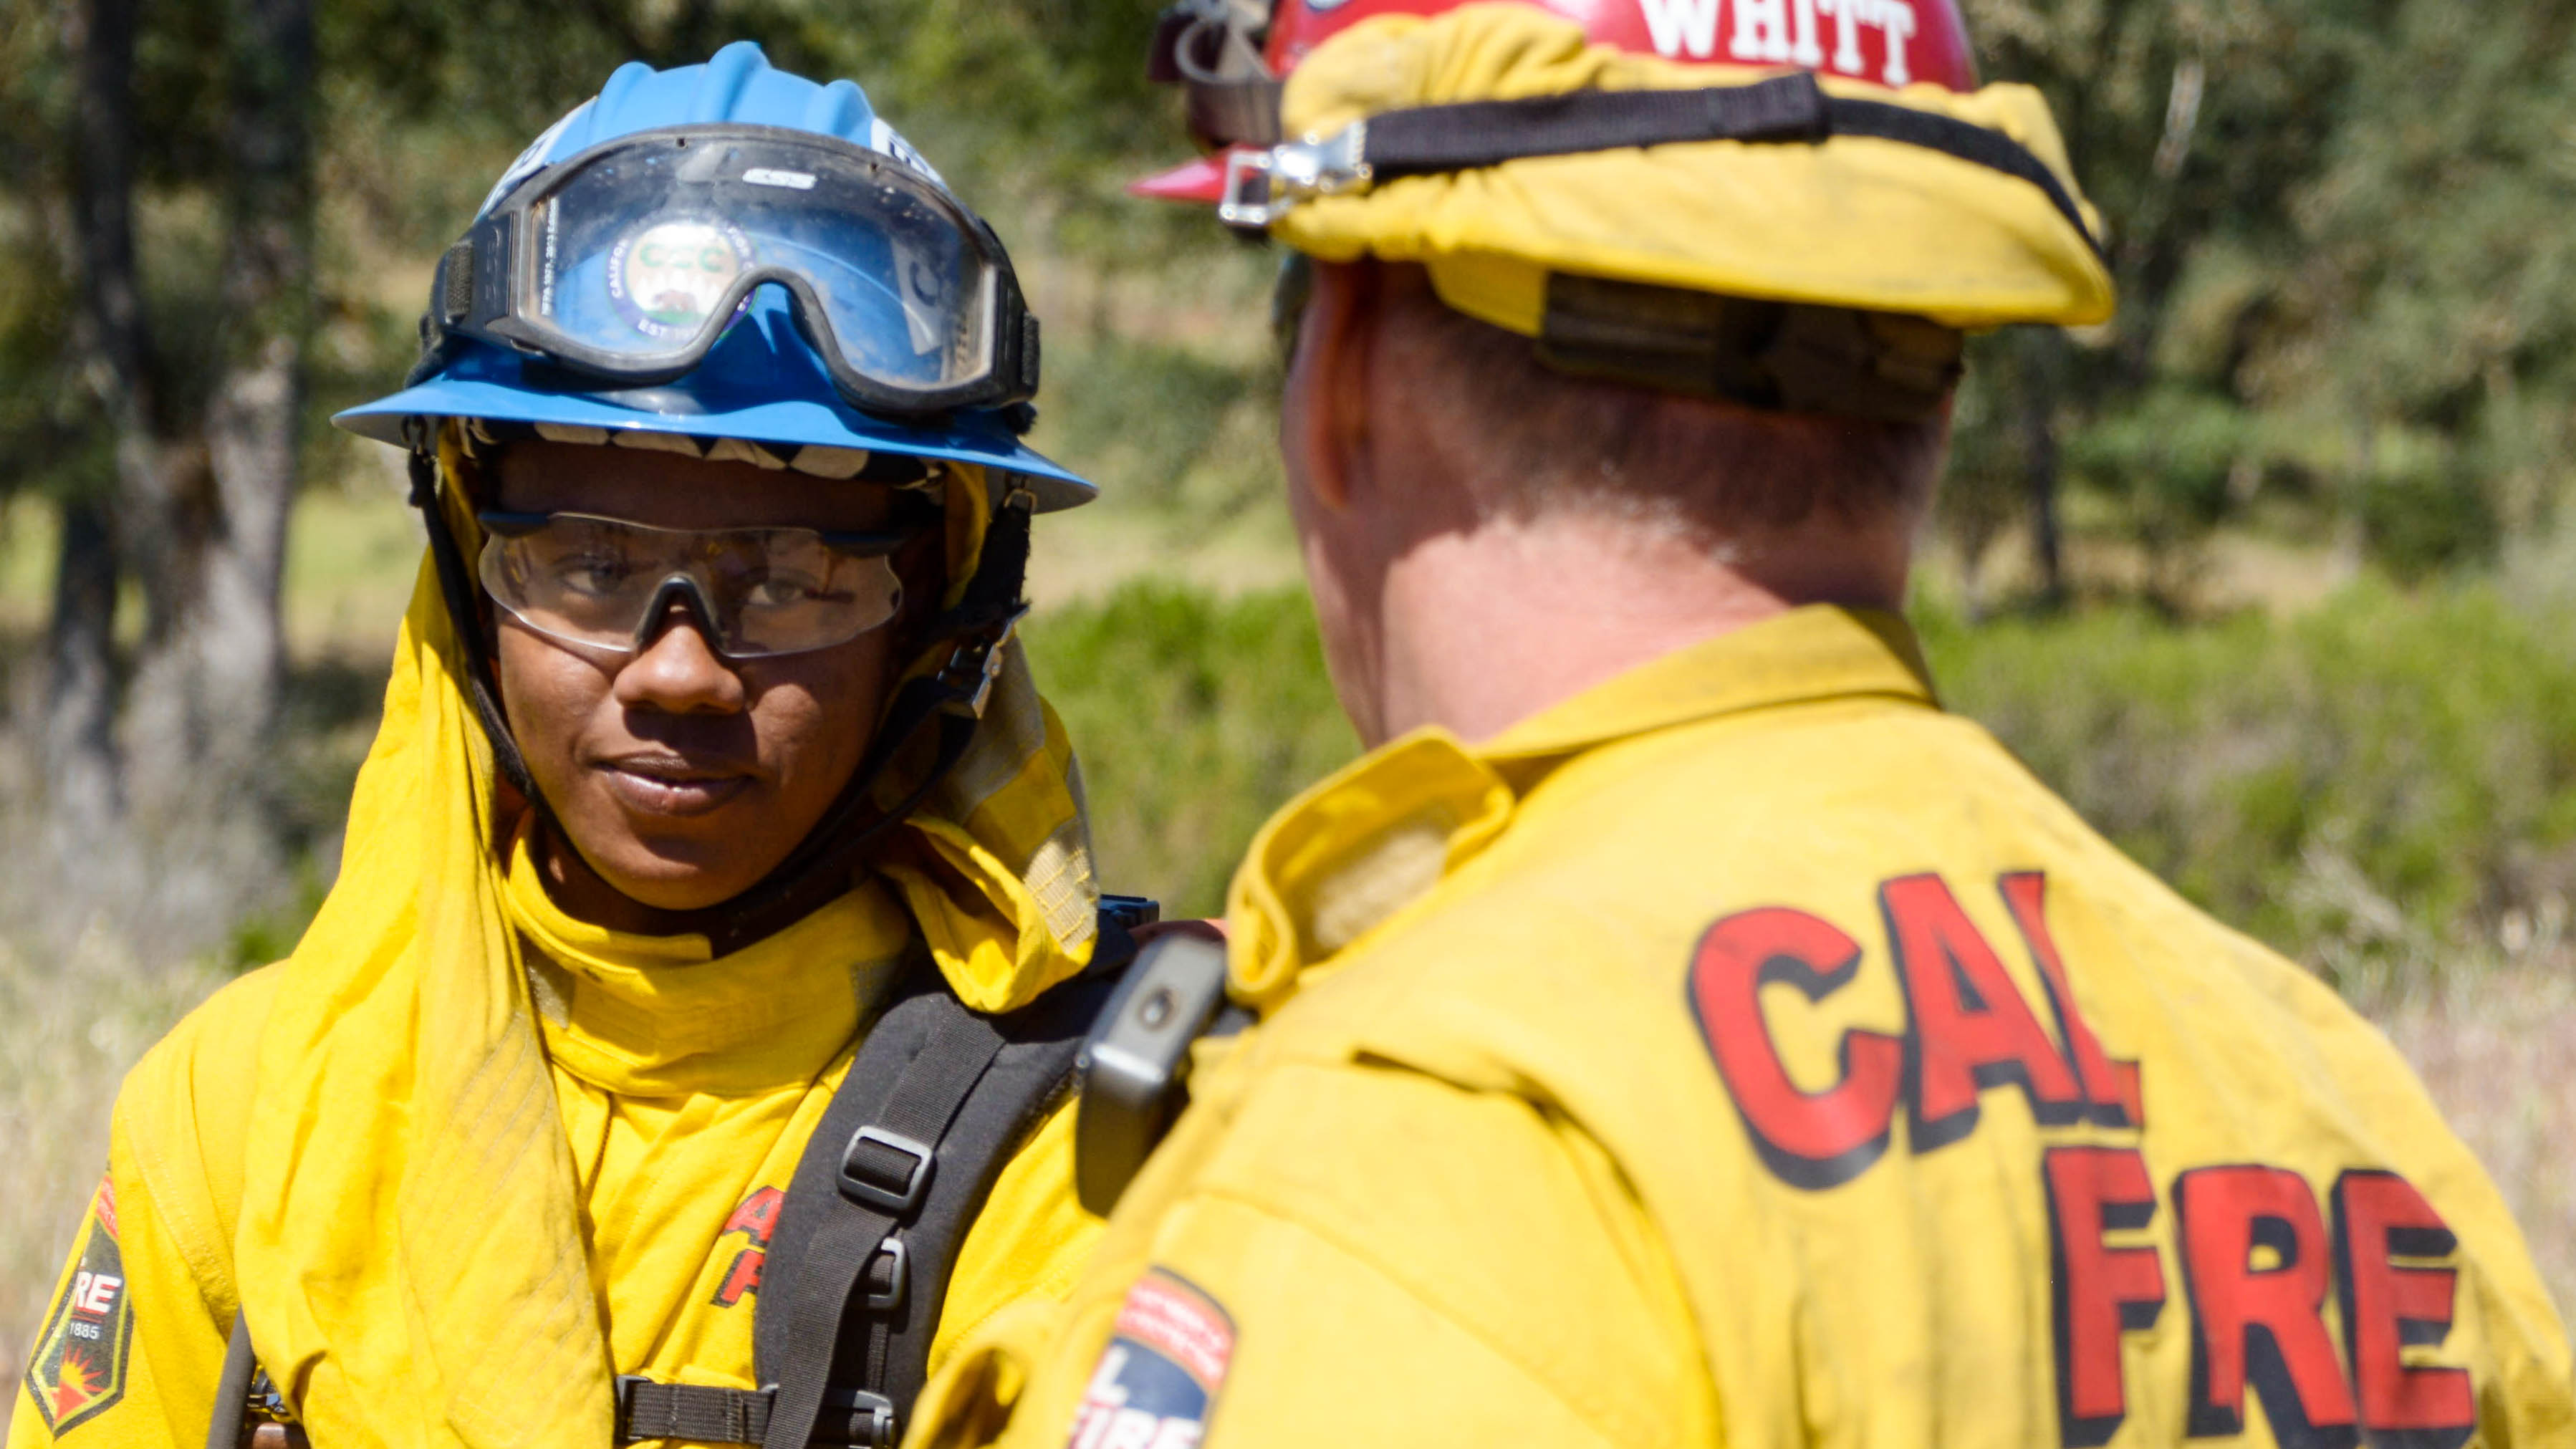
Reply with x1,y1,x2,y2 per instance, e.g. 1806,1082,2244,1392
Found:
862,1238,908,1314
816,1387,898,1449
839,1125,935,1214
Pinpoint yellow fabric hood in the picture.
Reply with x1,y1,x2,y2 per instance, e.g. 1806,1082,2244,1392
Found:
229,438,1099,1449
1267,3,2115,332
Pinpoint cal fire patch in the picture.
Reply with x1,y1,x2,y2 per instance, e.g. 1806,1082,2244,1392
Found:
1067,1270,1235,1449
24,1175,134,1435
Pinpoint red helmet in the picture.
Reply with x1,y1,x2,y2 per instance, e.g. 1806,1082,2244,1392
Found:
1134,0,1979,203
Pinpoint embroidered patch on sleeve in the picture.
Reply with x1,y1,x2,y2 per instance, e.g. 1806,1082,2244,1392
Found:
25,1174,135,1435
1067,1269,1236,1449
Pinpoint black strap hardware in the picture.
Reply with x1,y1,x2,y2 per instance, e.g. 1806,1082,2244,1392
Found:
931,601,1031,721
616,1377,772,1445
1074,932,1254,1215
840,1126,936,1214
814,1387,899,1449
1146,0,1287,149
861,1238,908,1314
612,1377,896,1448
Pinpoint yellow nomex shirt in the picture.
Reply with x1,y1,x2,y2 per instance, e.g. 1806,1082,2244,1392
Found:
8,847,1099,1449
913,606,2576,1449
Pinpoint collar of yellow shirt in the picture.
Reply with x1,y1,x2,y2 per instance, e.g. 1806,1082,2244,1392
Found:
1223,605,1938,1010
501,820,913,1096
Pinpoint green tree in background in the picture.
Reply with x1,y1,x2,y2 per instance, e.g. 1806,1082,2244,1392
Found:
1948,0,2576,607
3,0,2575,935
0,0,314,855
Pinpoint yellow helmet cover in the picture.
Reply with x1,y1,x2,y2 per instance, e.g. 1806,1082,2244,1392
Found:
1268,3,2115,334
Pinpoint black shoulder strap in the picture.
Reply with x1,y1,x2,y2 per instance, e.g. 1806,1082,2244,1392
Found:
613,911,1143,1448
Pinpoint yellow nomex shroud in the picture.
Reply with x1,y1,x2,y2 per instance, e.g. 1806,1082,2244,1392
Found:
1269,3,2115,336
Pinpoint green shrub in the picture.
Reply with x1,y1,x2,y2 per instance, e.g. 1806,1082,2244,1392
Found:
1027,582,1356,918
1029,577,2576,986
1921,582,2576,990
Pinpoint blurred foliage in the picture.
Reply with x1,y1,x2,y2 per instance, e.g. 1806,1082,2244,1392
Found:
1920,586,2576,992
1945,0,2576,602
1045,577,2576,991
9,0,2569,601
1,0,2572,940
1027,582,1355,916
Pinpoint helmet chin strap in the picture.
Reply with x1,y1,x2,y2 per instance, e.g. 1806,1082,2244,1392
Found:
407,423,546,810
696,488,1033,955
405,423,1034,957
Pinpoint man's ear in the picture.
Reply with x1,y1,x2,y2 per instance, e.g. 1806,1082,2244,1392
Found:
1281,258,1380,512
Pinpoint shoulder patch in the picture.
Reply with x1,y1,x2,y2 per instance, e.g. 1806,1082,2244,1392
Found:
1067,1269,1235,1449
24,1175,135,1435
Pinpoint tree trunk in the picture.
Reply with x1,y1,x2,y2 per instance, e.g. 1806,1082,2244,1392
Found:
42,501,122,845
52,0,160,836
193,0,314,774
123,0,314,809
2017,331,2068,607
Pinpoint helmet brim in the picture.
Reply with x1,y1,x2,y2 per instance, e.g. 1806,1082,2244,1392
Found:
334,333,1096,514
1126,153,1234,206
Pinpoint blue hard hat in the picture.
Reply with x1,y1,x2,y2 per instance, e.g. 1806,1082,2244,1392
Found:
334,42,1095,512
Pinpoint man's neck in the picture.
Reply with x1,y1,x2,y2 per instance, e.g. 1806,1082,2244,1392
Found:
1369,512,1910,745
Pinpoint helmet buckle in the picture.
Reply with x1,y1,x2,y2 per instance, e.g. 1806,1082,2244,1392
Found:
1219,122,1371,227
935,605,1030,720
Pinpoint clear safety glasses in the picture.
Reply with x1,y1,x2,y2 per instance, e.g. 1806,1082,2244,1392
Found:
428,125,1038,418
476,511,912,659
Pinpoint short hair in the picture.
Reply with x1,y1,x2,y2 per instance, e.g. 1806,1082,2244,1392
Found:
1347,263,1950,539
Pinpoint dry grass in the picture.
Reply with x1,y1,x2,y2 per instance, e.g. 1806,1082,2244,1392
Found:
0,934,221,1374
2367,963,2576,1316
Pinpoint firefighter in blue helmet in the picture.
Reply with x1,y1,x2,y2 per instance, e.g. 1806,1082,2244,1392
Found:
12,43,1136,1449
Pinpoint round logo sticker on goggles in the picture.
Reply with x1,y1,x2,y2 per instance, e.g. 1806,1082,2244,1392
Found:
608,217,756,340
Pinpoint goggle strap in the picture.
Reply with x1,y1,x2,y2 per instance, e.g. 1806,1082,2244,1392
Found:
436,214,516,331
441,241,473,326
1236,72,2106,264
1535,274,1964,423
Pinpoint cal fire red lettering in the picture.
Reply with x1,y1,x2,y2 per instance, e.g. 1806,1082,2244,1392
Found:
2176,1166,2360,1448
711,1186,784,1307
2333,1171,2475,1449
713,1250,765,1308
2044,1147,2166,1447
1686,907,1904,1190
1883,874,2087,1149
1999,872,2144,1127
724,1186,784,1246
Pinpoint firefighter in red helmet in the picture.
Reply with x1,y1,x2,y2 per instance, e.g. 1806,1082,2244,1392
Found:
899,4,2576,1446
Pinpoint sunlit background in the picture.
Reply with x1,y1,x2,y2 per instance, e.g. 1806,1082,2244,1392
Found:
0,0,2570,1368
